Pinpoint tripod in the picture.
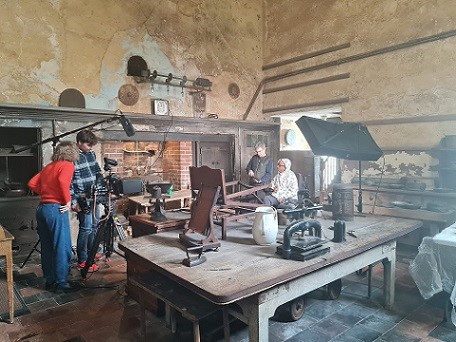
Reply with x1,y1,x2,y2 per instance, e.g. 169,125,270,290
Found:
81,194,127,279
20,239,41,268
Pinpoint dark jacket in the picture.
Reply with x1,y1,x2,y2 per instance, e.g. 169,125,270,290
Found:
245,155,273,185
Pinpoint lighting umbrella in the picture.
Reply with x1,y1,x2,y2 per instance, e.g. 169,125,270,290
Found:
295,116,383,213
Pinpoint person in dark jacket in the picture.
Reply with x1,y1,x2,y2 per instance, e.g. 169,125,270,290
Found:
245,142,273,186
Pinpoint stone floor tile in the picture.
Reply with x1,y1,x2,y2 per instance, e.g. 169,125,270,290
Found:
286,327,332,342
344,323,382,342
312,317,350,338
428,323,456,342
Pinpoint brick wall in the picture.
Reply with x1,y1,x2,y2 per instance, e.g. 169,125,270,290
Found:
101,140,192,191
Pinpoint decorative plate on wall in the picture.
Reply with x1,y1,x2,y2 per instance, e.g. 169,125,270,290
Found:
228,83,240,99
118,84,139,106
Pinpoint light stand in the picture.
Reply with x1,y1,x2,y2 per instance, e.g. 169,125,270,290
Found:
20,239,41,268
357,160,363,213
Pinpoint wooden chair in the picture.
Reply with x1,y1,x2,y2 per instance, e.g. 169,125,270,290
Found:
189,165,270,239
179,184,221,251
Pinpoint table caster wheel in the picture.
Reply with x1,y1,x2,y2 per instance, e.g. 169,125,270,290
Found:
273,296,305,322
326,279,342,299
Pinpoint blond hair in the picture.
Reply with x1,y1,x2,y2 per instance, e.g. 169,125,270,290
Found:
52,141,80,162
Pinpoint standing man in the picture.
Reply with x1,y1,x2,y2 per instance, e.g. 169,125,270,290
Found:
71,130,102,272
245,142,273,186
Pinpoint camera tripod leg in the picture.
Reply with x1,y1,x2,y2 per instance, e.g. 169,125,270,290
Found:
20,239,41,269
81,214,127,279
81,218,107,279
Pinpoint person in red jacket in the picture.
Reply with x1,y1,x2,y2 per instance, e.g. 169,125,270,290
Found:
28,141,80,293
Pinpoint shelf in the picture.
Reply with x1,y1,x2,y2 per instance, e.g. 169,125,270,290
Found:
439,168,456,171
360,186,456,198
0,153,35,157
432,147,456,152
366,205,456,223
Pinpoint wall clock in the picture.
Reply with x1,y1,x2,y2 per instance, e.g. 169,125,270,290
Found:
152,99,169,115
285,129,297,145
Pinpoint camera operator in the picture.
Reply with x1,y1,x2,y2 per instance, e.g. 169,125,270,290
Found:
70,130,103,272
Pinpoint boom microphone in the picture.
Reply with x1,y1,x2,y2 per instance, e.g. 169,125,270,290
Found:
119,115,136,137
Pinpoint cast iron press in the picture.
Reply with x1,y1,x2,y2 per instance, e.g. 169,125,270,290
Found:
276,220,330,261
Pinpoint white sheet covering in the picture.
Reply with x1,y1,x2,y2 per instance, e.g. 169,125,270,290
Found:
409,223,456,327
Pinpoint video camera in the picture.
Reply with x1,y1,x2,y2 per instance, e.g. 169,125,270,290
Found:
95,158,123,198
95,158,143,199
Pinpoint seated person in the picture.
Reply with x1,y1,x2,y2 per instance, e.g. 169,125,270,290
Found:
263,158,299,208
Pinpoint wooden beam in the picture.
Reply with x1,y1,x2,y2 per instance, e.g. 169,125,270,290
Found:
244,29,456,120
263,97,349,114
362,113,456,126
263,73,350,94
263,43,350,71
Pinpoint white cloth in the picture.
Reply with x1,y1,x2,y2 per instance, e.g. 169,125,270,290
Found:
409,223,456,326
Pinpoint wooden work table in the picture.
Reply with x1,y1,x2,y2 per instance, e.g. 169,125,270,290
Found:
119,214,422,341
0,224,14,323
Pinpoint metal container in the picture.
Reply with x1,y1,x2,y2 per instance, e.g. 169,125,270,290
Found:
331,184,354,221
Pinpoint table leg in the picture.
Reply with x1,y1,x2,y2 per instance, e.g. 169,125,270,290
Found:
382,252,396,308
249,302,271,342
6,246,14,324
235,299,272,342
192,321,201,342
222,308,230,342
139,303,146,341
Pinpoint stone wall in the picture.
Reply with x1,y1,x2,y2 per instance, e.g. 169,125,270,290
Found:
264,0,456,189
2,1,456,190
0,0,264,120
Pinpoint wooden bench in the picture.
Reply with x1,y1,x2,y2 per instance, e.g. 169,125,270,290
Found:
130,271,230,342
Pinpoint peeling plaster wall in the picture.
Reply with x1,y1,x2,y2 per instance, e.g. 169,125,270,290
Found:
264,0,456,188
0,0,264,120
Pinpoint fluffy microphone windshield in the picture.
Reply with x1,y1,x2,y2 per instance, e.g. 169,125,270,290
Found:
119,115,136,137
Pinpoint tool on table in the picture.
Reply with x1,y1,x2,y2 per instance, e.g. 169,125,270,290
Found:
276,220,330,261
347,230,357,238
332,220,346,242
182,245,206,267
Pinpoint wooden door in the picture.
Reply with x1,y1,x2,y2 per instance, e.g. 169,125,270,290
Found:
197,141,234,181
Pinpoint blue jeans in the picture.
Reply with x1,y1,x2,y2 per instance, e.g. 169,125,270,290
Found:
76,203,99,264
36,203,72,287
